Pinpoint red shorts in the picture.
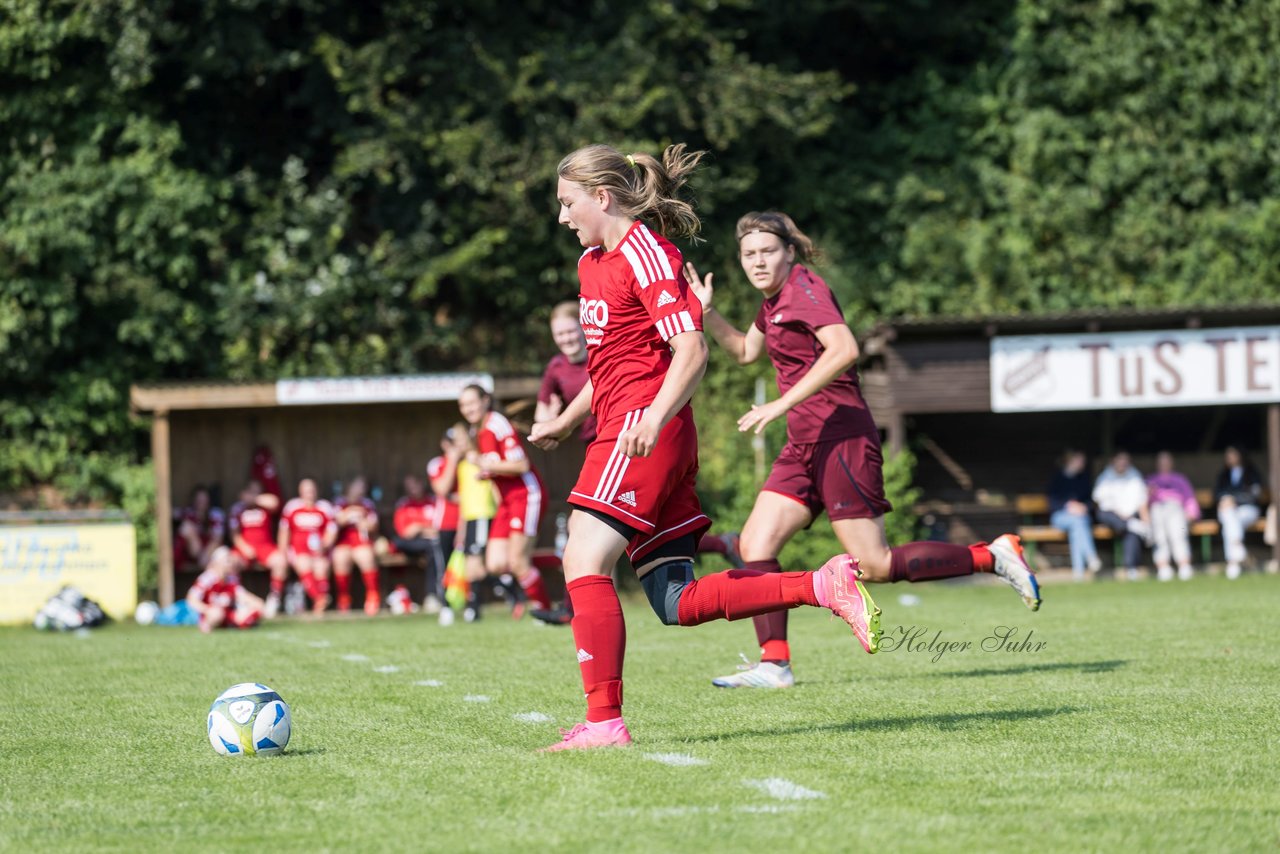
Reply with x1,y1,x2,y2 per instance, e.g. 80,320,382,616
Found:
491,475,543,539
235,541,280,568
763,433,893,522
569,407,711,564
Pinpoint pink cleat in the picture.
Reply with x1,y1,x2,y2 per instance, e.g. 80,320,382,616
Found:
812,554,882,654
539,717,633,752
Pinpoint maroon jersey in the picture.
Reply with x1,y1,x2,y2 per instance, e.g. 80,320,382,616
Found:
753,264,878,444
476,412,544,502
334,497,378,547
229,500,275,548
538,354,596,443
425,457,461,532
576,220,703,436
280,498,337,554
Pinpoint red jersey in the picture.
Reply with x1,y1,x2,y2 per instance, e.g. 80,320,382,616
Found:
334,497,378,547
476,412,543,500
251,445,281,498
753,264,878,444
425,456,461,531
189,568,241,609
393,495,434,537
576,221,703,436
229,500,275,548
174,506,226,546
279,498,337,553
538,354,596,443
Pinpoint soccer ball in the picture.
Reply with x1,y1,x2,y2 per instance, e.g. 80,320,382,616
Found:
207,682,292,756
135,601,159,626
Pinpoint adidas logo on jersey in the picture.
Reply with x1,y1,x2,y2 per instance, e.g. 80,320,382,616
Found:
576,648,594,663
657,290,677,308
616,490,638,507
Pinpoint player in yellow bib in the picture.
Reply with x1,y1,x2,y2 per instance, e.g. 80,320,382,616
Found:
432,425,499,622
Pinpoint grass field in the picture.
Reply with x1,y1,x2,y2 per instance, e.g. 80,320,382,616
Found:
3,574,1278,852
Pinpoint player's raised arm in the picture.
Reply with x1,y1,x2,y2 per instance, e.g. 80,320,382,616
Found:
684,261,764,365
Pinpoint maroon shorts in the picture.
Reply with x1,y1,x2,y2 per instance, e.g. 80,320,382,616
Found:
763,433,893,522
569,407,711,564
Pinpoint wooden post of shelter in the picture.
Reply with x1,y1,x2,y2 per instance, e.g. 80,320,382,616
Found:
151,409,175,607
1269,404,1280,567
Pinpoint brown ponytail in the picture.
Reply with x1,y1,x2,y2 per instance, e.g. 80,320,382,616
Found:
558,143,706,240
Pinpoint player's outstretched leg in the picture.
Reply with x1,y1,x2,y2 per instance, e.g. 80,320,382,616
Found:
987,534,1041,611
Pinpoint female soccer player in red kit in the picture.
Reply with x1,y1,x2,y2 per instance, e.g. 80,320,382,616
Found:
529,144,882,751
458,385,552,612
684,211,1040,689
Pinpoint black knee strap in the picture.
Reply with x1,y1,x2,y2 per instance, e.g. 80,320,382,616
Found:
640,560,694,625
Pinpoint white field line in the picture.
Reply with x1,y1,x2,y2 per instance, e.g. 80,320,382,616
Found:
372,665,400,674
463,694,491,703
340,653,370,662
413,680,444,687
642,752,709,767
743,778,827,801
308,640,331,648
513,712,553,723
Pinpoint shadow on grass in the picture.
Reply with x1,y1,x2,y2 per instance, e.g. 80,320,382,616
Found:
689,706,1080,742
934,659,1128,678
279,747,327,757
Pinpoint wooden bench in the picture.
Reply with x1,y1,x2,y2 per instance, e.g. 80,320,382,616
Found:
1016,490,1267,566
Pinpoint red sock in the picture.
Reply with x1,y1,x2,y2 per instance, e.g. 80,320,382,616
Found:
742,560,790,662
567,575,625,722
314,574,330,599
676,569,817,626
335,573,352,599
270,576,285,596
519,567,552,610
889,542,976,582
297,570,318,600
361,568,380,596
699,534,728,556
969,543,994,573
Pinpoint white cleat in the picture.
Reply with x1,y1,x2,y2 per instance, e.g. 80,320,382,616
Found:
263,593,281,620
988,534,1042,611
711,656,795,689
1178,565,1194,581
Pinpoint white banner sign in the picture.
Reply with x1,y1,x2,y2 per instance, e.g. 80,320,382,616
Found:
991,326,1280,412
276,374,494,406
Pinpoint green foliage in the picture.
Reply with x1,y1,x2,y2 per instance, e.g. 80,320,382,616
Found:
5,0,1279,588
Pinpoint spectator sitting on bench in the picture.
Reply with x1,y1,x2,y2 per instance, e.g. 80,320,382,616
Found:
1146,451,1199,583
1048,449,1102,579
1093,450,1150,580
1215,445,1263,580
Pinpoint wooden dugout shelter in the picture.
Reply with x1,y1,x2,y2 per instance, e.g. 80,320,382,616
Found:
858,305,1280,564
131,373,581,606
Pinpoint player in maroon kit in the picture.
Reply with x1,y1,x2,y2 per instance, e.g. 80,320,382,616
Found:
279,478,338,615
457,385,552,613
684,210,1041,689
332,475,382,616
528,143,882,751
229,478,289,618
536,301,597,443
187,547,264,632
174,485,226,572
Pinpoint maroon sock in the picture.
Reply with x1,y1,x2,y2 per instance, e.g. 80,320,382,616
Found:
567,576,625,722
677,568,817,626
742,560,790,662
888,542,976,582
699,534,728,556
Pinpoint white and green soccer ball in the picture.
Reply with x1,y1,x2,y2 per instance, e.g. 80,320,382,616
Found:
207,683,291,756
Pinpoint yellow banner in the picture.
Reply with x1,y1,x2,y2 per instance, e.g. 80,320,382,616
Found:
0,523,137,625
